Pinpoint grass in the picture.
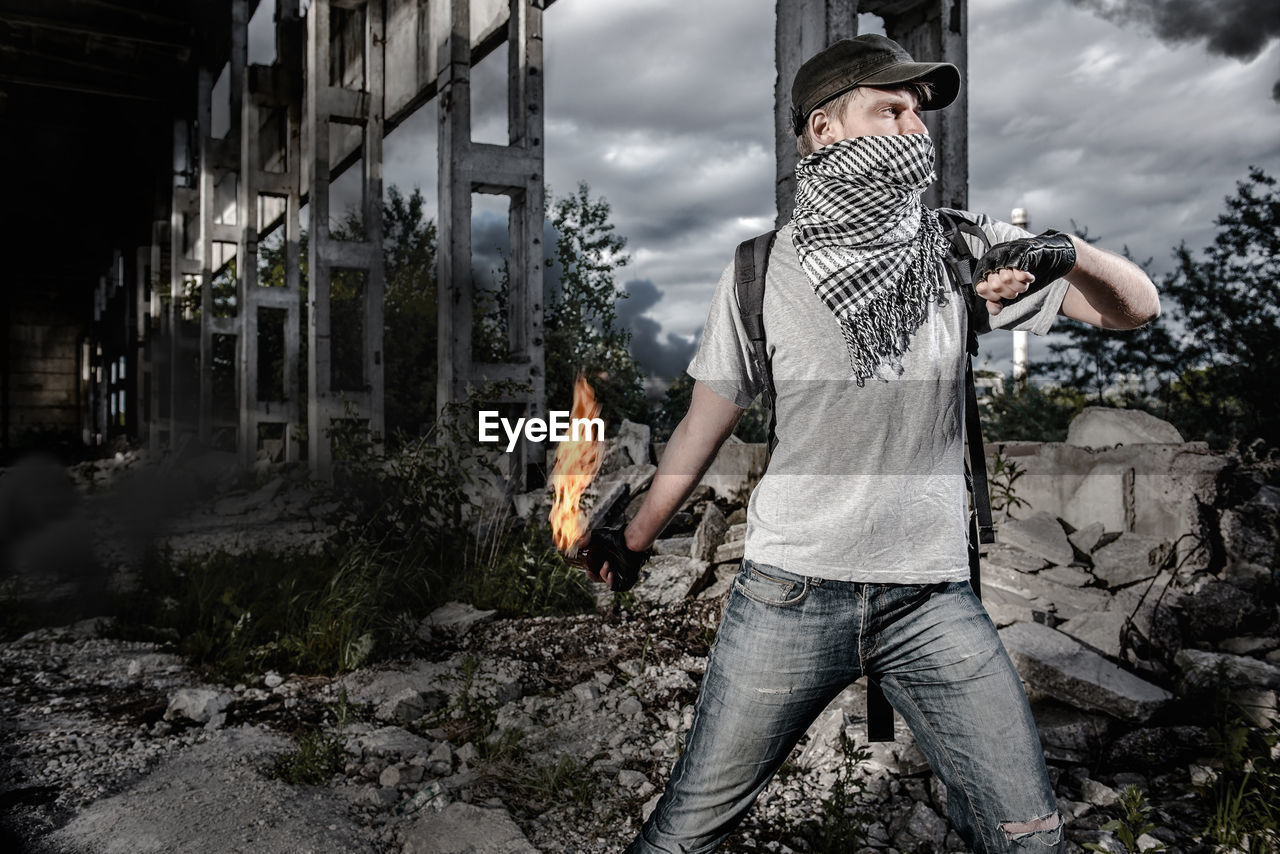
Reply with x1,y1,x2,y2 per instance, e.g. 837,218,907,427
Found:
108,391,596,681
797,730,874,853
271,727,347,786
1198,695,1280,852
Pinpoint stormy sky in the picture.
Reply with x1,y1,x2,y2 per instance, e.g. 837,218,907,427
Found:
255,0,1280,389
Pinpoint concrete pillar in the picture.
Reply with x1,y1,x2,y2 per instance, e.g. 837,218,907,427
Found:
305,0,387,480
437,0,546,489
147,220,166,453
197,0,249,449
170,113,200,448
775,0,858,225
774,0,969,221
237,0,305,467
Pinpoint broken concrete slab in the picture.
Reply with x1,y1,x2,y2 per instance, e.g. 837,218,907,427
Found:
696,564,737,601
979,584,1043,628
1066,407,1184,448
615,420,652,468
983,542,1051,574
983,563,1111,622
652,536,693,557
1030,700,1113,765
1058,610,1129,660
164,688,234,727
348,725,438,761
999,511,1074,567
633,555,710,607
427,602,497,635
402,801,538,854
1175,649,1280,691
714,538,745,564
1039,565,1095,588
693,503,728,563
585,479,630,529
1068,521,1107,556
993,443,1229,576
1090,534,1171,589
999,622,1172,722
1220,485,1280,580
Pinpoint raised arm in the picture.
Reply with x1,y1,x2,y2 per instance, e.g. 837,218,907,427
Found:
974,232,1161,330
586,380,744,588
1059,237,1161,329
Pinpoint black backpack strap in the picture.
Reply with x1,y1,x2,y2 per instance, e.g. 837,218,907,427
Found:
734,230,779,457
936,209,997,587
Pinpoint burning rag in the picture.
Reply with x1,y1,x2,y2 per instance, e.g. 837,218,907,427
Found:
792,133,949,384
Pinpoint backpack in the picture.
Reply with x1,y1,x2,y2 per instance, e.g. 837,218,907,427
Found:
732,209,995,742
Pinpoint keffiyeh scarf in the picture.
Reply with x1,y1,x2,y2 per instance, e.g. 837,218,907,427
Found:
793,133,949,384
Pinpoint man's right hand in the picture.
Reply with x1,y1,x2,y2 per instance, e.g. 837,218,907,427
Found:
578,527,651,592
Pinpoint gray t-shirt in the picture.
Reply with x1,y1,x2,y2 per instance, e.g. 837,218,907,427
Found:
687,211,1068,583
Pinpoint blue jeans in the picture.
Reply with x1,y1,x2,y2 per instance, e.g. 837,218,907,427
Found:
626,560,1063,854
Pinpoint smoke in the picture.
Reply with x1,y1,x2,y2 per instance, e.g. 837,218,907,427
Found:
1066,0,1280,100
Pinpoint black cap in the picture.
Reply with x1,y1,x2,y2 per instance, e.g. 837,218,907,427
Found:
791,34,961,135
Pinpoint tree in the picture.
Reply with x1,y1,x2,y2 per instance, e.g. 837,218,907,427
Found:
544,182,648,424
1042,227,1182,406
1163,167,1280,448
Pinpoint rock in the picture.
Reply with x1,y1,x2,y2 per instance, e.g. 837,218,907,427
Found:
696,564,736,602
999,512,1074,567
1175,649,1280,691
632,555,709,606
380,764,411,788
999,622,1172,722
1179,580,1272,643
351,726,437,761
652,536,694,556
693,503,728,562
797,709,848,770
358,785,400,809
714,539,745,564
618,769,648,789
264,671,284,689
1090,534,1170,589
895,801,948,851
618,696,643,717
455,743,479,766
1039,565,1094,588
1219,636,1280,656
163,688,234,726
980,584,1044,627
1030,701,1112,764
615,420,652,467
572,682,601,704
1066,407,1184,448
376,688,446,724
985,543,1051,575
1105,726,1208,769
1058,611,1129,659
1220,485,1280,579
598,464,657,500
983,563,1111,622
586,479,630,529
1081,778,1119,808
426,602,497,635
1068,521,1107,556
402,801,538,854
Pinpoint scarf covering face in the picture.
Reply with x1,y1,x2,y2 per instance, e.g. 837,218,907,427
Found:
792,133,949,384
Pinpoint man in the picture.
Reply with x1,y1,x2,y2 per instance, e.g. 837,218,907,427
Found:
583,33,1160,854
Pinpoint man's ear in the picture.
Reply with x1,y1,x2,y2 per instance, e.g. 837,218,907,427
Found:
808,108,838,148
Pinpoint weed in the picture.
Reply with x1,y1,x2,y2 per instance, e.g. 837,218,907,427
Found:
271,727,346,786
989,448,1028,517
1199,696,1280,851
505,752,597,812
1085,784,1166,853
798,730,874,852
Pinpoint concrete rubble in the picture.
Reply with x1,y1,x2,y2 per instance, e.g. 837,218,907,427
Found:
2,408,1278,853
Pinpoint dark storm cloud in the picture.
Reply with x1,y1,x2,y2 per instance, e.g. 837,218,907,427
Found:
618,279,700,381
1066,0,1280,100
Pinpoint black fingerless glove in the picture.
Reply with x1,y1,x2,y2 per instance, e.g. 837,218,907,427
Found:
581,526,652,593
973,230,1076,300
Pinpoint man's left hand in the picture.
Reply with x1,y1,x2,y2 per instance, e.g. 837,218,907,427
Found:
973,230,1077,316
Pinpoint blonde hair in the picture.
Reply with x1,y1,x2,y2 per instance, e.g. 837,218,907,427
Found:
795,81,936,157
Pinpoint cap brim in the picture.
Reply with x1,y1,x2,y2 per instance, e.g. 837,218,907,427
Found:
858,61,960,110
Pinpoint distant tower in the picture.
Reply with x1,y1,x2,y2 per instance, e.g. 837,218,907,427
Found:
1010,207,1029,386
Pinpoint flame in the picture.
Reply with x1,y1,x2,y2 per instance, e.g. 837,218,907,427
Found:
548,374,603,554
